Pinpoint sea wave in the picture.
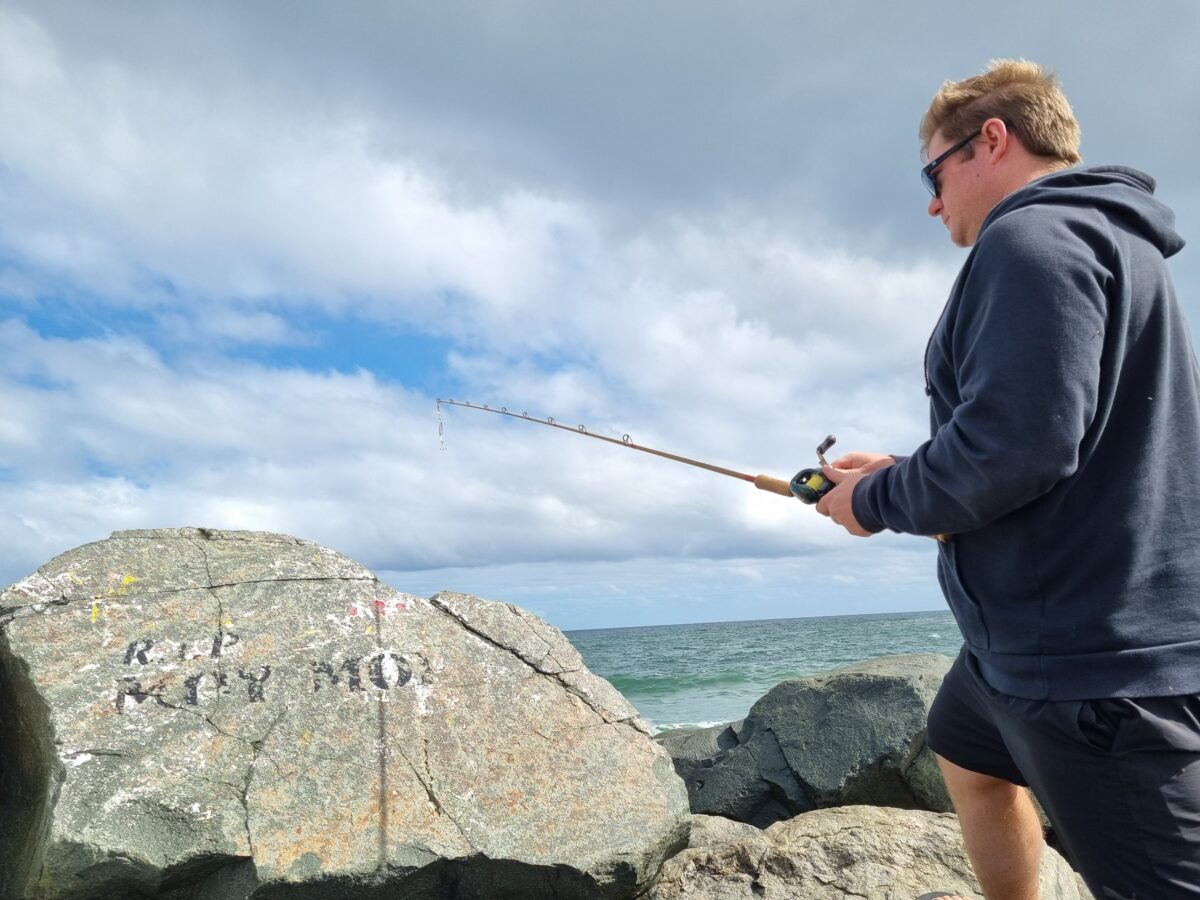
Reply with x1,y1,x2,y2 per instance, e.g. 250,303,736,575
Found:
653,720,730,735
608,669,806,698
568,610,961,728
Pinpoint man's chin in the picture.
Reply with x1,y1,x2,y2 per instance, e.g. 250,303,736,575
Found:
949,227,975,248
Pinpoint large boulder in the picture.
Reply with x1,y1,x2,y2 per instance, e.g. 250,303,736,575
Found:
661,654,954,827
0,528,689,900
644,805,1087,899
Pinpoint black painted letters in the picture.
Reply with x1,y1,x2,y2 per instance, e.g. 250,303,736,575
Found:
115,630,421,711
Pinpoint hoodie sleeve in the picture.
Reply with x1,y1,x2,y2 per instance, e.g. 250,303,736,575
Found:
854,208,1113,536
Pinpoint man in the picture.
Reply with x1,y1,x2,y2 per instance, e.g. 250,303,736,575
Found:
817,59,1200,899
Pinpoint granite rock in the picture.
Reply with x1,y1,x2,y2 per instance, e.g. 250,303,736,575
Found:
683,815,762,850
0,528,689,899
644,804,1087,900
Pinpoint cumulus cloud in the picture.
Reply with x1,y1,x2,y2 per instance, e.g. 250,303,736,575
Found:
0,314,916,594
0,8,594,348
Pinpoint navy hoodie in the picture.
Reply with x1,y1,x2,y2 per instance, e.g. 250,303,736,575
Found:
853,166,1200,700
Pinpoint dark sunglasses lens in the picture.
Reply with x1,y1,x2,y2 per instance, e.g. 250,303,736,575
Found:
922,167,938,197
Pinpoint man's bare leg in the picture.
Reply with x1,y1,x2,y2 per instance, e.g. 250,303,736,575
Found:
934,754,1044,900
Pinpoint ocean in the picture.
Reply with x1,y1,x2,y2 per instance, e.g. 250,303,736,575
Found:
565,609,962,733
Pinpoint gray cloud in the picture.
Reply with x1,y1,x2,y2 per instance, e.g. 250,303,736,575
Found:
14,2,1199,232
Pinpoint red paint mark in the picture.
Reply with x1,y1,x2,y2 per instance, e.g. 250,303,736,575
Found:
349,598,411,618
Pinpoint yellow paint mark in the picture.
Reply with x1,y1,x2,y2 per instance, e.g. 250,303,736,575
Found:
91,602,100,623
122,574,138,587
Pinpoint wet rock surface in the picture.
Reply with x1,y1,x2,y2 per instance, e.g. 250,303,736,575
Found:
0,528,689,899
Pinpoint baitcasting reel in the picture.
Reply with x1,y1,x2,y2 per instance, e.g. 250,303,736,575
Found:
790,435,837,504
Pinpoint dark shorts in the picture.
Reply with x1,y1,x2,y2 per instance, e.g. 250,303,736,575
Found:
928,649,1200,899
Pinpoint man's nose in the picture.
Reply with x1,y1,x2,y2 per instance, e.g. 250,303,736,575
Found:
927,195,943,217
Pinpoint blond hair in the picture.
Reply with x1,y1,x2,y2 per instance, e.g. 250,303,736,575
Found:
920,59,1081,166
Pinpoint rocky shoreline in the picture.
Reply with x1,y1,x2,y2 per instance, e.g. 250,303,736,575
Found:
0,529,1090,899
649,660,1093,898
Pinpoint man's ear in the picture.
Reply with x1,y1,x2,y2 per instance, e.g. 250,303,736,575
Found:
980,117,1011,160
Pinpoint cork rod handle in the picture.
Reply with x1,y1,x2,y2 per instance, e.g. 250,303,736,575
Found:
753,474,795,497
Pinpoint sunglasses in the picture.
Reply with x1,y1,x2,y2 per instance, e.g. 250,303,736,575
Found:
921,129,981,198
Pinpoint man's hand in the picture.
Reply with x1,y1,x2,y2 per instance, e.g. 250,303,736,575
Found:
815,452,896,537
827,452,896,475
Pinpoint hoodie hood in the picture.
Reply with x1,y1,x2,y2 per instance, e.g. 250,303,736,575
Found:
981,165,1186,259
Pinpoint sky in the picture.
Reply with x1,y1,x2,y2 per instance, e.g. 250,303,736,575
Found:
2,2,1198,630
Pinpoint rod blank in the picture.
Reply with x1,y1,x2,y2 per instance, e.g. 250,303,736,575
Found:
437,399,791,496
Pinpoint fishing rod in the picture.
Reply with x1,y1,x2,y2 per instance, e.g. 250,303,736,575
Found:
436,398,836,504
